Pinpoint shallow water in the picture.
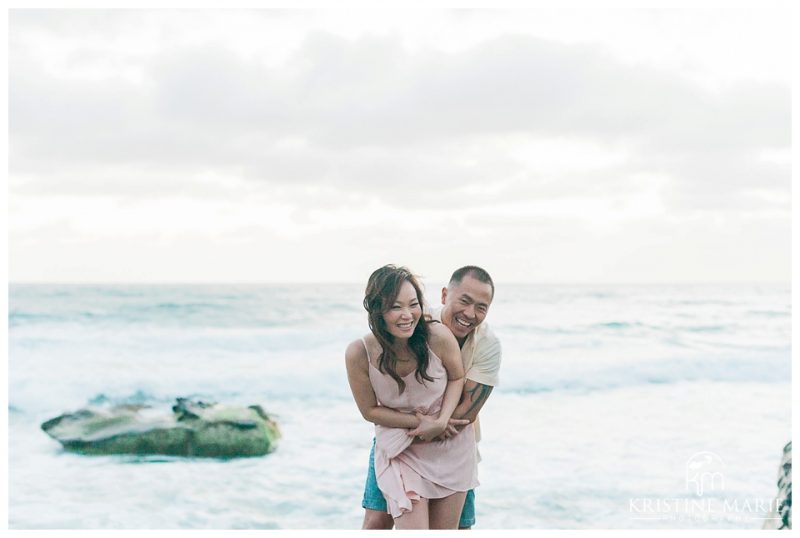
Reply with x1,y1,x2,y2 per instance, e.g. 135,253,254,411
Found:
8,283,791,528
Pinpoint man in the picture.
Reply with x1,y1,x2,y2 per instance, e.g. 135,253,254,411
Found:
361,265,502,530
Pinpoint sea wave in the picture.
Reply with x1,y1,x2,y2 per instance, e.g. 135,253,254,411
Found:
499,352,790,395
9,283,790,418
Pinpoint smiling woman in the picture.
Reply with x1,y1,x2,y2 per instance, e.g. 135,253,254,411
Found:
345,265,477,529
382,283,421,336
362,266,433,392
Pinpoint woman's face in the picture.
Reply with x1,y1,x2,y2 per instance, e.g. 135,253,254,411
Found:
382,280,422,340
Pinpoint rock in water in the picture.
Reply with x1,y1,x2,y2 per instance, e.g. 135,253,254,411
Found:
41,398,281,458
764,441,792,529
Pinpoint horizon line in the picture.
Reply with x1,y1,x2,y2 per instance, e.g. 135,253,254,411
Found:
7,280,791,286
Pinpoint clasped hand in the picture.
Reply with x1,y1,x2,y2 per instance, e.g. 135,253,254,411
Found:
406,411,469,442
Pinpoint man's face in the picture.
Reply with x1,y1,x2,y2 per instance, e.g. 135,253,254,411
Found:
440,275,493,341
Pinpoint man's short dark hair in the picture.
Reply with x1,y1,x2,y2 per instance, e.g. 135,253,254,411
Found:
449,265,495,299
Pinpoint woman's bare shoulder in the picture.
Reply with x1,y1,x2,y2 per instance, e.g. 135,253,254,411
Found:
427,320,453,337
427,321,457,349
345,335,371,368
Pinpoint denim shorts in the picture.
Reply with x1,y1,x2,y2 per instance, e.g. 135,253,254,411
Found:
361,438,476,528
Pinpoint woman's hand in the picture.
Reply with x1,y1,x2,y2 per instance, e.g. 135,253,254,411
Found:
407,412,469,442
406,412,445,441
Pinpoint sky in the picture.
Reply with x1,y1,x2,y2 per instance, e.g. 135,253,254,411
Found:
8,8,791,284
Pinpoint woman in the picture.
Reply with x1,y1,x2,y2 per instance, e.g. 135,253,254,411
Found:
345,265,478,529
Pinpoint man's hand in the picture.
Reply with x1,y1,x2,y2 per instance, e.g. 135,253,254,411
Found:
435,418,466,440
432,380,495,441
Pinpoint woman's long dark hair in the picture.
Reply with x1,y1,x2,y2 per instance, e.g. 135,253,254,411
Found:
363,265,434,394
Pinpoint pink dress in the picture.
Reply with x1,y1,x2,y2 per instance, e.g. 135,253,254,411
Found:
363,339,479,518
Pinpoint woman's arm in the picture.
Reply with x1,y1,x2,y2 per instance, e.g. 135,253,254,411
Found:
407,324,465,440
435,325,466,421
345,339,421,429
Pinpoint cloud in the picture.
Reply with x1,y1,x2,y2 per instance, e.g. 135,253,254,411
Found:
10,21,789,205
7,10,791,284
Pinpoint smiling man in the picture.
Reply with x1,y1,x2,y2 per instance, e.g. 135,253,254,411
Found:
361,266,502,530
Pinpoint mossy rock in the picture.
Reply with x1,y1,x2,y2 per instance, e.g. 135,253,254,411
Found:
41,398,281,458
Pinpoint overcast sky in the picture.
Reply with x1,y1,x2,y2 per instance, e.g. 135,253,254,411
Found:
8,8,791,284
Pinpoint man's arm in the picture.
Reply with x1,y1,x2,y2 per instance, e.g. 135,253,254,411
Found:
433,379,493,440
445,326,501,435
453,379,494,423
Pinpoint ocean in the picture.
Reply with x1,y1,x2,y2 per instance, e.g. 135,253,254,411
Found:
8,283,791,529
